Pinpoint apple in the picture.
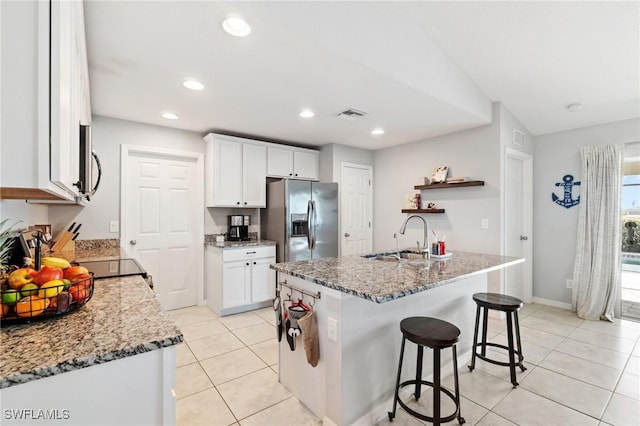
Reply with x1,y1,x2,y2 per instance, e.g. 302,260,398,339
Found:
20,283,40,298
33,266,64,286
63,266,89,281
69,281,91,304
2,289,21,305
71,273,92,283
8,268,36,290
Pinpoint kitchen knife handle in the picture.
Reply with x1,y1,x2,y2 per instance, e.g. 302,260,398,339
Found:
72,223,82,234
67,222,76,232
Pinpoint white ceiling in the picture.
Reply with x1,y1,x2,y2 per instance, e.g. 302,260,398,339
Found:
84,1,639,150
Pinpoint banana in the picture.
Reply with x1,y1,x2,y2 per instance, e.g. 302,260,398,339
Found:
41,257,71,269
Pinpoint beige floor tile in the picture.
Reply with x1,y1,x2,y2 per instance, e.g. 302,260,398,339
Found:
568,328,637,354
200,347,267,385
376,407,425,425
271,363,279,374
517,325,566,349
624,355,639,375
240,396,321,426
175,363,213,399
218,311,266,330
180,318,229,342
490,332,552,365
602,393,640,426
217,368,292,420
233,322,277,346
519,366,611,418
539,351,622,391
633,341,640,358
615,371,640,400
492,388,599,425
528,307,584,327
177,388,236,426
169,305,218,326
578,319,640,341
254,306,278,325
520,315,578,337
442,368,513,409
518,303,545,319
555,338,630,369
476,411,517,425
176,341,197,367
249,338,279,366
187,331,245,361
486,317,507,335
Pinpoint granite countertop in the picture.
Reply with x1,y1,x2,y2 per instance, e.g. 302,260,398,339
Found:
0,271,182,389
271,251,524,303
205,239,276,249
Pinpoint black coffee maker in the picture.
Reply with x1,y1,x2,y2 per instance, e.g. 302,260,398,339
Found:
228,215,250,241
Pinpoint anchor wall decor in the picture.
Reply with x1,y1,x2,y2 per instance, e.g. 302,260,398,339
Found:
552,174,581,208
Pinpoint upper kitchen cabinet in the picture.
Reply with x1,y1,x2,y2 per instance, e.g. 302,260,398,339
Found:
0,1,91,201
204,133,267,208
267,146,319,181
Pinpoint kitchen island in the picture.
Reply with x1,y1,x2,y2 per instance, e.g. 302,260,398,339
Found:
0,273,182,425
271,251,523,426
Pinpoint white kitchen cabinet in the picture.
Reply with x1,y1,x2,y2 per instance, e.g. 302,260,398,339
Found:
0,1,91,201
204,133,266,207
267,146,319,181
206,245,276,316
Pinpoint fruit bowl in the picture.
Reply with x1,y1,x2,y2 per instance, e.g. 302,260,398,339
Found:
0,261,95,326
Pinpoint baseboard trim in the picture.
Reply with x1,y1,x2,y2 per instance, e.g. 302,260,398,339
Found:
532,296,572,310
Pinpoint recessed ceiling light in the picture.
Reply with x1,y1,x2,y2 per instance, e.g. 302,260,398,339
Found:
567,103,583,112
183,80,204,91
371,128,385,135
299,109,315,118
222,16,251,37
161,112,179,120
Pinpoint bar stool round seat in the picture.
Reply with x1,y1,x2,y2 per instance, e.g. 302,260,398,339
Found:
388,317,465,425
468,292,526,387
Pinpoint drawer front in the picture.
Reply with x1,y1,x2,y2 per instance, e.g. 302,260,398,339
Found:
223,246,275,262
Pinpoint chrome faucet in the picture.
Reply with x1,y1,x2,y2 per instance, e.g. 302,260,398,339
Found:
399,215,430,257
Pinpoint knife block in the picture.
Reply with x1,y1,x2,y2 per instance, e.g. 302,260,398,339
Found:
51,231,76,261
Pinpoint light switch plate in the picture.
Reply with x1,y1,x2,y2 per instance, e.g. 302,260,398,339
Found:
481,219,489,229
109,221,119,233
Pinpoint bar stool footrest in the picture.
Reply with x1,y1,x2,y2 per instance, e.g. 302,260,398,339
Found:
473,342,526,370
393,379,465,424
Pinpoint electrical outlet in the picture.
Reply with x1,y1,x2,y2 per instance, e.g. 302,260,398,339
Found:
481,219,489,229
327,317,338,342
566,279,573,289
109,221,119,233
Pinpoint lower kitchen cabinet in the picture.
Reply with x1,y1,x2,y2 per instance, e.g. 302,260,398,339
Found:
206,245,276,316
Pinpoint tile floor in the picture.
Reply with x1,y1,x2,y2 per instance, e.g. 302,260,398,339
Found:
168,303,640,426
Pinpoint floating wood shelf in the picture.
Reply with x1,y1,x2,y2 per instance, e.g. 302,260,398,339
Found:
401,209,445,214
414,180,485,190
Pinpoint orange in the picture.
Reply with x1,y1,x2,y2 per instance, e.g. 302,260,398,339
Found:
0,303,8,318
15,296,50,318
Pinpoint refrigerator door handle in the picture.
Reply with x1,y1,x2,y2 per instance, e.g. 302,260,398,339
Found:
307,200,313,248
311,200,317,249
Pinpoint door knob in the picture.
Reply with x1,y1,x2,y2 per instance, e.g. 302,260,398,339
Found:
344,233,350,237
130,240,137,245
520,236,528,241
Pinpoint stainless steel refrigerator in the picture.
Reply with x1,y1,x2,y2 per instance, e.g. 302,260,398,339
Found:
261,179,338,262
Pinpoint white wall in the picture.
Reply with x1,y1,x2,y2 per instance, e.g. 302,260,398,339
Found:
373,104,500,255
533,118,640,304
48,115,206,239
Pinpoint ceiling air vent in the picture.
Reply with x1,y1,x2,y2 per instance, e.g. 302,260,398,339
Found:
512,129,526,147
337,108,367,121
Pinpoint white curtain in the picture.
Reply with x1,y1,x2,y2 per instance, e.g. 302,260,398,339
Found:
572,144,623,321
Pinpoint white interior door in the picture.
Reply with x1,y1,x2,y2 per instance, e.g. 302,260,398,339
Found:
341,163,373,255
505,149,533,303
121,146,204,310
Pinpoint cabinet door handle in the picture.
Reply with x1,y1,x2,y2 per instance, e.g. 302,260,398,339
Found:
246,262,250,266
295,173,298,176
244,202,247,205
236,201,240,205
253,261,256,265
246,251,256,254
289,173,293,176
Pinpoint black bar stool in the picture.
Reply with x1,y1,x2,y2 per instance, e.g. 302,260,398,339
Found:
468,292,526,387
388,317,465,425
